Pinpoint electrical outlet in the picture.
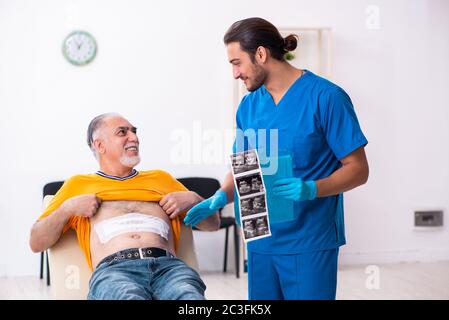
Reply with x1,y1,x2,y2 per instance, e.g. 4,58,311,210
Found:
414,210,443,227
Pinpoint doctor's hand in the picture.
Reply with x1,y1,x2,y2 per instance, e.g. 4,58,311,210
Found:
272,178,317,201
184,190,227,227
159,191,202,219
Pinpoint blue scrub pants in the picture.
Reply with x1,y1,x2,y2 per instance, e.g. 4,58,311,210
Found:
248,248,339,300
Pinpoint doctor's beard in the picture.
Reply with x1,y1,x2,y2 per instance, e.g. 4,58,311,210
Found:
245,63,268,92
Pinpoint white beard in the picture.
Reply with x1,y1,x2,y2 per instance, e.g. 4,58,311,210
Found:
119,154,141,168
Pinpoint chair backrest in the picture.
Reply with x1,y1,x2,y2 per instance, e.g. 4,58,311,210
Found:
178,177,223,220
43,181,64,198
178,177,221,202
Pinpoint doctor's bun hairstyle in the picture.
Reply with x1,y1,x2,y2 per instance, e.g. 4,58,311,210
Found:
283,34,298,52
224,17,298,62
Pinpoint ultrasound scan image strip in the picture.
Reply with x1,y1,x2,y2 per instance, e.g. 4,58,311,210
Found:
230,149,272,242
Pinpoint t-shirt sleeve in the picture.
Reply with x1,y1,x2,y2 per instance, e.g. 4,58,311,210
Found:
37,176,80,233
168,174,189,193
318,87,368,160
157,170,190,219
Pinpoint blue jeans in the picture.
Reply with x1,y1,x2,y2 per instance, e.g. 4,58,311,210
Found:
88,256,206,300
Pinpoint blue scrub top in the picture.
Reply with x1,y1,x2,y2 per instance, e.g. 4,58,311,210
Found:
233,70,368,254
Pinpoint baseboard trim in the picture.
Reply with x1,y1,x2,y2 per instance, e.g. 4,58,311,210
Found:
339,248,449,265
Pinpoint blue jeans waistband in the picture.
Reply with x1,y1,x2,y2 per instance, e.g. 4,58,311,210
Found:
96,247,174,269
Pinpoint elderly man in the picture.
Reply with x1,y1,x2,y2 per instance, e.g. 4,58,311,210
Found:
29,113,219,300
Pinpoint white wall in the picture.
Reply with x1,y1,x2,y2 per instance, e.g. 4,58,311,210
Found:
0,0,448,276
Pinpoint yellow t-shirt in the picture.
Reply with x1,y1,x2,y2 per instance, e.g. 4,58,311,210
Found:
38,170,188,271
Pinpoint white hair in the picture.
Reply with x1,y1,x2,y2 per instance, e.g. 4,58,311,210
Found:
87,112,123,159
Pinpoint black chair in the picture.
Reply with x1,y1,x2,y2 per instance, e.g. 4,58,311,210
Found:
40,181,65,286
178,177,239,278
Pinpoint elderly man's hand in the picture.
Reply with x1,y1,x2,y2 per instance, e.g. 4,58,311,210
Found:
61,194,102,218
159,191,202,219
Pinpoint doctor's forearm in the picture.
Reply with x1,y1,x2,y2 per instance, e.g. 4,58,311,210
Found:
315,162,369,198
220,171,235,203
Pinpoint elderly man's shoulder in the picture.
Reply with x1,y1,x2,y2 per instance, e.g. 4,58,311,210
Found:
138,169,177,180
62,170,178,184
62,173,103,185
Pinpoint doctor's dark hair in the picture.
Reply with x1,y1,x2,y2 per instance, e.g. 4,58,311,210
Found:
223,17,298,62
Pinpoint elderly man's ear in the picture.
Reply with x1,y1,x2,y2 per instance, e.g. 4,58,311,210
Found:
93,139,106,155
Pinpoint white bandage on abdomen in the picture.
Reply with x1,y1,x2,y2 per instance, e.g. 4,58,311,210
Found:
93,213,170,244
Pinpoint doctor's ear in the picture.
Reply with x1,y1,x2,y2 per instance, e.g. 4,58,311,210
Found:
255,46,268,63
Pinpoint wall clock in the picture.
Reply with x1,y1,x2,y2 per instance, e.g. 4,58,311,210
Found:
62,30,97,66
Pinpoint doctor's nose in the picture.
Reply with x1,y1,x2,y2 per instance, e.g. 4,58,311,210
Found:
233,68,241,80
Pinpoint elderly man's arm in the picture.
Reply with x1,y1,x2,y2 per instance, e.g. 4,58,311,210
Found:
194,210,220,231
159,191,220,231
29,194,101,253
30,206,72,253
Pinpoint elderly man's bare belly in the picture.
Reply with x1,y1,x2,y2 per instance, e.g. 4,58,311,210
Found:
89,200,175,270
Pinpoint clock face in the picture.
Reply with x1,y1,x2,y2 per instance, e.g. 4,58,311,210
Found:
62,31,97,66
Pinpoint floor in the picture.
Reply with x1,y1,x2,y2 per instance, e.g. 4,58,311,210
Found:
1,261,448,300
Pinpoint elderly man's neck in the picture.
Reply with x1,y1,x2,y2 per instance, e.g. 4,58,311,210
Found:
99,163,135,177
